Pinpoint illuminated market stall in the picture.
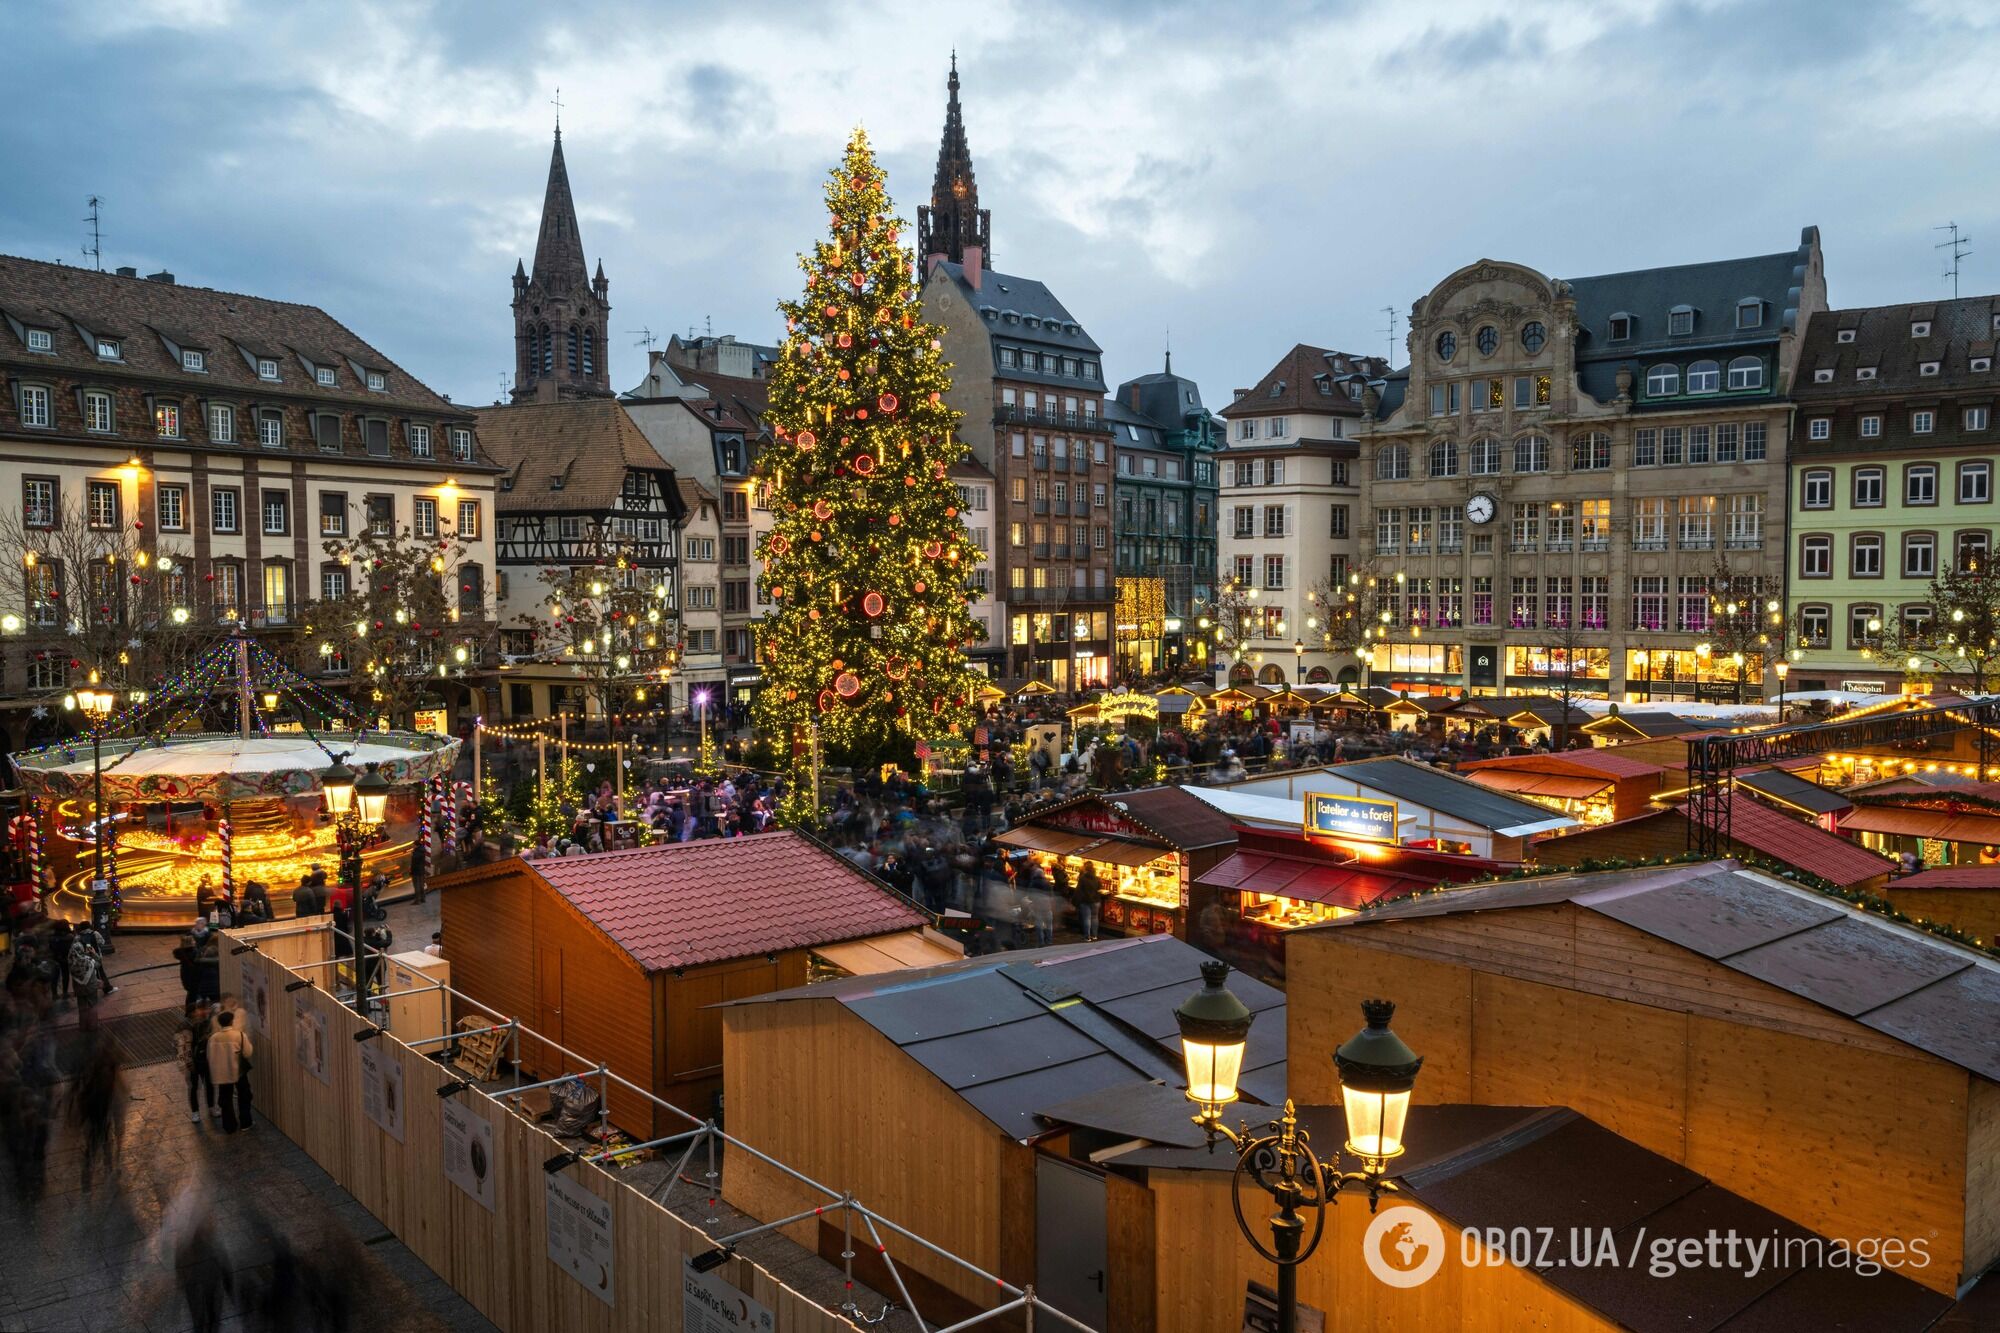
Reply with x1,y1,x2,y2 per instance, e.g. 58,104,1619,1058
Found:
993,787,1238,939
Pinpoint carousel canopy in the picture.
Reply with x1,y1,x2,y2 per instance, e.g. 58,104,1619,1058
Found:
13,731,459,804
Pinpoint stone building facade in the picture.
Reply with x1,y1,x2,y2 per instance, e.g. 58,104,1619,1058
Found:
1360,229,1823,702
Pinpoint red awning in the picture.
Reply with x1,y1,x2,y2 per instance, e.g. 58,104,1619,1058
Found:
1198,851,1428,911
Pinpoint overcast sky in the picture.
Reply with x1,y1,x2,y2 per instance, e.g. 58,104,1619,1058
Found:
4,0,1996,409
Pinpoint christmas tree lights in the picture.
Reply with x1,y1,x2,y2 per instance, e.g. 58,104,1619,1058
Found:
753,128,985,786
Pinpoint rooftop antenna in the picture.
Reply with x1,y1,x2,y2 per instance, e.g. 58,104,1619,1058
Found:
1380,306,1398,361
704,314,713,337
629,327,657,353
82,196,103,271
498,372,510,401
1164,324,1172,375
1936,222,1971,299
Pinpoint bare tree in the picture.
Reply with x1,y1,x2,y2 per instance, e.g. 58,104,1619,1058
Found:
302,518,491,728
1302,559,1389,687
510,539,685,734
1700,557,1779,704
0,495,214,715
1859,552,2000,694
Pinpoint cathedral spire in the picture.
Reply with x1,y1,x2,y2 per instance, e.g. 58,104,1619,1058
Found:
531,124,590,293
917,55,991,271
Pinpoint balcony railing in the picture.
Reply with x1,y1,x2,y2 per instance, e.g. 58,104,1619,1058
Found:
1546,539,1573,553
996,405,1112,434
1032,543,1050,559
1033,499,1049,515
1725,536,1763,550
1633,537,1669,551
1438,541,1464,555
1580,537,1611,552
1680,535,1716,550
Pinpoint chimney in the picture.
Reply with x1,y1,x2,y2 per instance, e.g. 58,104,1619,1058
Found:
1233,388,1249,401
963,245,983,291
146,270,176,284
115,266,137,278
1130,386,1142,410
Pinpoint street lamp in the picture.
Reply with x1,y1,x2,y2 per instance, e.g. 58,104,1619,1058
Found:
1176,964,1423,1333
1293,638,1305,686
323,759,390,1012
1774,660,1789,718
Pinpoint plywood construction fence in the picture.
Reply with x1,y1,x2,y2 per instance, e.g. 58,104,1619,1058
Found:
1288,905,1996,1295
218,928,857,1333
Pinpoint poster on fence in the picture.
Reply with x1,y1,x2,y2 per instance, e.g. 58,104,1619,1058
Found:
293,994,329,1085
359,1043,405,1143
245,966,270,1036
440,1097,495,1211
683,1258,774,1333
546,1168,615,1307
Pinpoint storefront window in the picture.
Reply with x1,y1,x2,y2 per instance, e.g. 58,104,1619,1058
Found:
1625,648,1765,692
1505,646,1611,679
1370,643,1465,676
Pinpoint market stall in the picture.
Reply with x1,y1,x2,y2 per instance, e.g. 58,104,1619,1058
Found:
993,787,1238,939
1457,749,1666,826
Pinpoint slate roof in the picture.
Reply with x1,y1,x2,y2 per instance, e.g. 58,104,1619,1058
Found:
725,934,1288,1139
0,253,470,417
1737,768,1853,817
527,831,928,973
1459,749,1664,781
1564,228,1816,404
1682,793,1895,889
1326,756,1579,836
1319,858,2000,1082
675,368,772,437
930,261,1106,390
1584,710,1707,739
1795,293,2000,400
1218,343,1387,419
475,399,683,514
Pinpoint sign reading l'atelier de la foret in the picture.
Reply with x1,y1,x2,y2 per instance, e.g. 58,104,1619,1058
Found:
1305,793,1400,845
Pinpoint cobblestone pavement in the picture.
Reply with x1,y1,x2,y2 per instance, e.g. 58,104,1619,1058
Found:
0,896,493,1333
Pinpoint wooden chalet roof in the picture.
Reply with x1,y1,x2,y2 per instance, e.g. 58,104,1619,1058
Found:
1682,794,1895,889
1317,859,2000,1082
1019,786,1241,853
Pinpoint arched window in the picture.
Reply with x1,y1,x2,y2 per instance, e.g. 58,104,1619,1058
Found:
1513,434,1549,473
582,329,595,375
1375,445,1411,480
566,327,580,373
1727,355,1764,391
1645,363,1680,397
1686,359,1721,393
1428,439,1458,477
1229,662,1255,686
539,324,553,374
1258,663,1286,685
1307,665,1333,683
1469,437,1501,475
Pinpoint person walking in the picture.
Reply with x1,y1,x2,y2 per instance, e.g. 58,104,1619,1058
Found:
178,998,218,1123
205,1008,253,1133
408,835,428,905
1075,862,1107,942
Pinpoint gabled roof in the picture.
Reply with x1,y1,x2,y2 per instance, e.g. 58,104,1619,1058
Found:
675,368,772,437
1890,866,2000,891
1320,859,2000,1082
1459,749,1665,781
1218,343,1387,419
475,399,683,514
1682,794,1894,890
0,253,464,417
1737,768,1852,817
1322,756,1580,837
519,831,928,973
725,935,1288,1139
1019,786,1241,853
1582,710,1707,739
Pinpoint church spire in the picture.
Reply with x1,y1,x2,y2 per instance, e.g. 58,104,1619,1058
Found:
512,118,612,403
917,55,991,271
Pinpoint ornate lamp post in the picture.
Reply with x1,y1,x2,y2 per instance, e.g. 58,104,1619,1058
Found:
1175,963,1423,1333
1293,638,1305,687
66,686,121,931
322,759,391,1013
1773,660,1789,718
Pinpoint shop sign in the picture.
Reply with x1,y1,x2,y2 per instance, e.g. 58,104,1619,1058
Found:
682,1258,774,1332
1469,646,1498,687
1841,680,1886,694
412,708,449,736
1045,804,1158,842
1306,793,1399,844
1098,690,1159,722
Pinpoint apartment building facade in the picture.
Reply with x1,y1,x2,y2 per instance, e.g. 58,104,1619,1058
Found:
917,64,1114,688
0,255,500,746
1106,360,1221,679
1360,230,1823,701
1787,293,2000,692
1214,345,1382,684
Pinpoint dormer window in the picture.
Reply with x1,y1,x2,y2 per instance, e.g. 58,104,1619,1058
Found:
1912,321,1932,338
182,350,205,373
450,427,473,462
1857,366,1877,380
1837,329,1857,343
1920,361,1940,376
1735,299,1763,329
1974,357,1993,373
1607,314,1632,341
96,337,121,360
315,366,336,387
1268,381,1285,399
549,474,565,491
1668,306,1695,337
1813,368,1834,383
25,328,52,352
1313,373,1331,395
366,371,386,391
258,358,280,381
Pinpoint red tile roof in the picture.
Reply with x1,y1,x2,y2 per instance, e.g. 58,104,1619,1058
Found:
529,831,928,972
1197,850,1430,910
1683,794,1895,889
1891,867,2000,890
1459,750,1664,780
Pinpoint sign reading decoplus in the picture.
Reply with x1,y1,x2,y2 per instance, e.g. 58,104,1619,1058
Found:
1306,793,1400,844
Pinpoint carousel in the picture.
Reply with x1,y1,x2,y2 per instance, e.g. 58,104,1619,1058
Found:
10,633,459,930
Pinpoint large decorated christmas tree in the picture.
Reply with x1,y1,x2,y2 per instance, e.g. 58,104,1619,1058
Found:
753,129,984,796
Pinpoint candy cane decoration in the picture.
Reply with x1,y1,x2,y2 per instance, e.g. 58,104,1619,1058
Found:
451,780,472,847
417,778,435,878
219,815,234,896
8,812,39,883
32,803,47,883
